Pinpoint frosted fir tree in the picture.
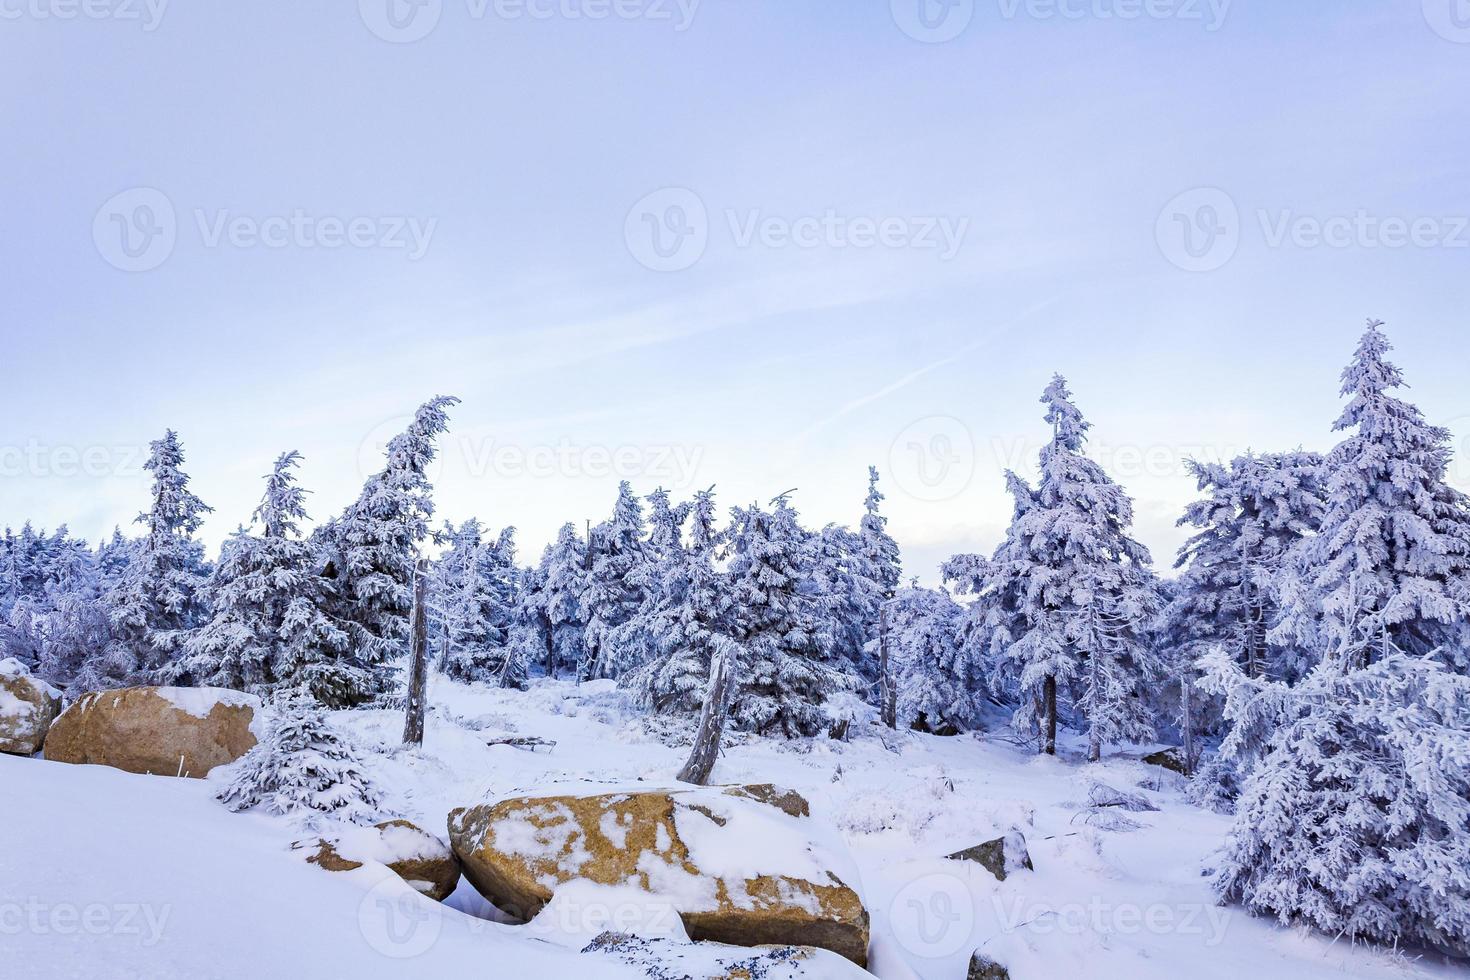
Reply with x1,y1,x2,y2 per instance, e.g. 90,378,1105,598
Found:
1206,649,1470,954
1166,452,1325,683
1274,321,1470,672
628,488,739,716
725,494,852,737
167,453,350,701
889,584,981,734
103,430,213,683
314,396,458,702
578,481,648,681
216,686,384,830
431,520,525,687
522,522,588,678
946,376,1160,759
613,487,689,672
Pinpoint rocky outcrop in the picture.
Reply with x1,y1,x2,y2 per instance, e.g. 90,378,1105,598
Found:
945,830,1033,881
448,784,869,965
44,686,261,777
0,658,62,755
297,819,461,902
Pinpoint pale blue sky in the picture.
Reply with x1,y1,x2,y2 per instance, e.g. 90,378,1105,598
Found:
3,1,1468,582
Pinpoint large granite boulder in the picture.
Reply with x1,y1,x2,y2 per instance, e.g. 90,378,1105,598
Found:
297,819,461,902
448,784,869,966
0,658,62,755
45,686,261,777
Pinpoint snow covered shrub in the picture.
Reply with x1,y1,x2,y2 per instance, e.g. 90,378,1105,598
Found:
216,688,384,829
1209,651,1470,953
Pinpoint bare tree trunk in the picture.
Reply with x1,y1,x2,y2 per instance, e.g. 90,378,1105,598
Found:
403,558,429,747
879,602,896,729
678,645,732,786
1180,661,1195,777
1043,674,1057,756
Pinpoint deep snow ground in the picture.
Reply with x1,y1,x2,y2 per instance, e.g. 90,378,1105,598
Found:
5,675,1468,980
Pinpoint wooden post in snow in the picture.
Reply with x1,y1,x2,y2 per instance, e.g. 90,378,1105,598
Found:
403,557,430,747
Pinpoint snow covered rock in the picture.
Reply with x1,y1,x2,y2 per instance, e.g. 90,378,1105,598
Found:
968,951,1011,979
944,830,1032,881
296,819,461,902
0,658,62,756
1142,747,1188,775
447,783,870,965
44,686,261,777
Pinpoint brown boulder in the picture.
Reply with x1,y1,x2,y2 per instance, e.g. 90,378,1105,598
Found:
297,819,461,902
0,658,62,755
448,785,868,965
44,686,260,777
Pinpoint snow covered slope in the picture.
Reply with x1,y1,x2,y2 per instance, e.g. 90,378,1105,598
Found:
5,674,1467,980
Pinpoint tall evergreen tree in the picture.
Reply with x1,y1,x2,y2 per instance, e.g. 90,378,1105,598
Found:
1274,321,1470,671
315,396,458,702
725,494,852,737
166,452,349,701
629,488,739,715
889,584,980,734
578,481,648,680
1167,452,1325,682
103,430,213,683
522,522,587,679
946,376,1160,759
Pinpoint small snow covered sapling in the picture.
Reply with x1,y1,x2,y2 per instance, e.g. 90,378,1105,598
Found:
216,687,384,829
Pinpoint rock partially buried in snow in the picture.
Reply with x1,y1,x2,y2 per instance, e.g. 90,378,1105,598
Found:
581,931,871,979
447,784,869,966
297,819,461,902
0,658,62,756
44,686,261,777
945,830,1033,881
1142,747,1188,775
968,951,1011,980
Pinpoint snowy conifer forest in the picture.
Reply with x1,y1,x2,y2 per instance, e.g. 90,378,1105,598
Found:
9,4,1470,979
5,320,1470,979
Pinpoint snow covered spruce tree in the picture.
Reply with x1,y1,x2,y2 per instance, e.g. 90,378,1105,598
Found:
1274,321,1470,672
578,481,648,681
517,522,587,678
888,584,981,734
217,685,383,829
313,396,458,705
1204,648,1470,953
724,494,853,737
946,376,1161,759
1167,452,1325,683
166,452,348,700
103,430,213,684
430,520,525,688
628,488,739,715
